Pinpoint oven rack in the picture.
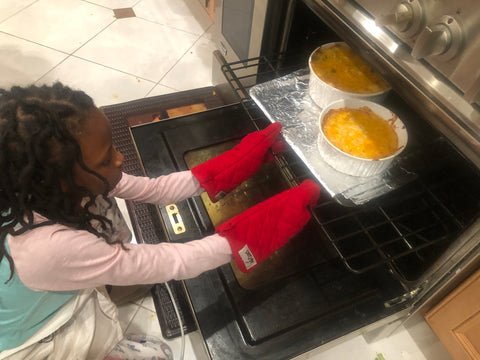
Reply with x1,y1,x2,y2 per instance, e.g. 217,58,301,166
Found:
220,53,478,283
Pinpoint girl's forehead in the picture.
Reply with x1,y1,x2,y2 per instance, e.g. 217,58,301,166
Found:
76,108,112,160
80,108,111,135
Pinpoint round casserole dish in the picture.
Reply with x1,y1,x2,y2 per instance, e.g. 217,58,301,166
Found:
308,42,390,109
317,99,408,177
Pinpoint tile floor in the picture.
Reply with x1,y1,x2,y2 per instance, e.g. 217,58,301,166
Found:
0,1,452,359
0,0,216,106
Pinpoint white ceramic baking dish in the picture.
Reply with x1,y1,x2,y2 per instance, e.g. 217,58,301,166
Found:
308,42,390,109
317,99,408,177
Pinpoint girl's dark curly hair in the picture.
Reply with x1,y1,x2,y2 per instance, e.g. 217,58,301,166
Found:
0,82,120,283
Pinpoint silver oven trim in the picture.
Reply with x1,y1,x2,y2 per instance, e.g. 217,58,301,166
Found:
304,0,480,168
214,0,268,63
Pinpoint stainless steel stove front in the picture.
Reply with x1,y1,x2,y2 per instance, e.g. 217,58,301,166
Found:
305,0,480,168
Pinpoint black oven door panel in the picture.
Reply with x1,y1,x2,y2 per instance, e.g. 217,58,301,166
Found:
131,104,410,360
132,103,258,242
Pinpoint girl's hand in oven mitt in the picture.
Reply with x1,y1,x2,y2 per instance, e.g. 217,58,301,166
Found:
191,122,282,202
216,179,321,273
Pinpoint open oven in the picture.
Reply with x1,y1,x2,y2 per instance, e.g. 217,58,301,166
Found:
102,0,480,359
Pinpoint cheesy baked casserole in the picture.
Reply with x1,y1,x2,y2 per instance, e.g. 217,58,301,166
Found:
311,43,389,94
322,106,399,160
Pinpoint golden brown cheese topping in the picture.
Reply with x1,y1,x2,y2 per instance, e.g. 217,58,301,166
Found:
311,43,390,94
322,106,399,160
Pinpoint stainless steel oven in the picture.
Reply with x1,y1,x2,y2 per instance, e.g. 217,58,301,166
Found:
207,0,480,357
213,0,293,89
214,0,288,64
104,0,480,359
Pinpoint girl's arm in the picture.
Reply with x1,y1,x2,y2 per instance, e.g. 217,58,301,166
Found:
109,171,204,206
9,224,232,292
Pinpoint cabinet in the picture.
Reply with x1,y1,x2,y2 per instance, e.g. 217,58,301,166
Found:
425,269,480,359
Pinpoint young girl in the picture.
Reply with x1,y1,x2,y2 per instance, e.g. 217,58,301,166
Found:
0,83,320,359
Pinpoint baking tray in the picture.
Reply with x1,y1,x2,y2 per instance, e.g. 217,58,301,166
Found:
249,68,416,206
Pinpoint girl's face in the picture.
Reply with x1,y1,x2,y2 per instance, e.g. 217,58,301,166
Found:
72,108,124,195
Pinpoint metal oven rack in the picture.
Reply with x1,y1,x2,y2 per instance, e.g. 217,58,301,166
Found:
220,54,480,284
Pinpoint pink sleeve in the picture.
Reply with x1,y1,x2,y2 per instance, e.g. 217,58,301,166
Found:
9,225,232,292
109,171,204,205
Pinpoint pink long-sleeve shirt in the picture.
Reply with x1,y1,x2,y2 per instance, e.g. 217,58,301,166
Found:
8,171,233,292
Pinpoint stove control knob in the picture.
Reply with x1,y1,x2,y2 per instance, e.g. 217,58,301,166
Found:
411,16,463,60
376,0,424,37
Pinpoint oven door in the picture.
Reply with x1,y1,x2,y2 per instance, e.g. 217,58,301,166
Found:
130,103,414,360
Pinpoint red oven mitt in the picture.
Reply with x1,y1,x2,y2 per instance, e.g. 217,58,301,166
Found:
216,179,321,273
191,122,282,202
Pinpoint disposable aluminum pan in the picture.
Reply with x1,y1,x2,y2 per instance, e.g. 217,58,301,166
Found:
317,99,408,177
308,42,390,108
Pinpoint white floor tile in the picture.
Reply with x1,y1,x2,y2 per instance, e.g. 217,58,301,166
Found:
293,336,377,360
292,325,438,360
370,328,431,360
0,0,37,23
0,32,67,88
83,0,140,9
36,55,156,107
73,17,199,82
117,302,141,332
139,293,157,312
159,35,215,91
147,83,179,96
126,306,208,360
0,0,115,54
134,0,212,36
202,24,215,41
184,331,211,360
405,320,452,360
125,305,163,337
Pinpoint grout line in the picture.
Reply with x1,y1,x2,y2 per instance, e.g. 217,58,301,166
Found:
69,54,157,82
80,0,143,12
0,0,39,25
33,55,159,89
0,15,120,85
79,0,144,11
135,301,156,313
83,0,208,37
35,53,159,87
201,23,214,39
144,83,179,97
1,0,212,96
132,5,213,39
79,0,112,11
154,31,206,86
134,15,206,37
122,302,142,332
67,18,118,57
0,30,70,56
32,14,125,85
0,30,72,85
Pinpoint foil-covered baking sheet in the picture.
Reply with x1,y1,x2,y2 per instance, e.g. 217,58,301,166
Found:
249,68,415,206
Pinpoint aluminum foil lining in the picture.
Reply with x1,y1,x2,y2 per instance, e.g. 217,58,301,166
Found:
249,68,416,206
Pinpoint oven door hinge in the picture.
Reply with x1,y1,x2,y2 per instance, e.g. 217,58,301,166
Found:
384,286,423,308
